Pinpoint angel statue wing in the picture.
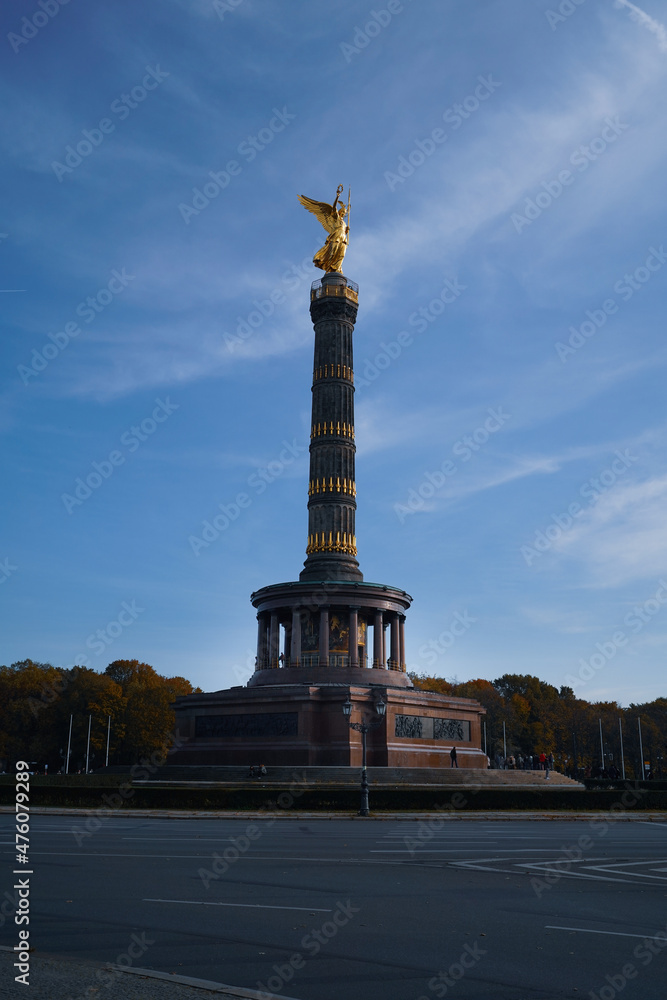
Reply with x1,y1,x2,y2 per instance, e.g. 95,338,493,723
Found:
297,194,339,234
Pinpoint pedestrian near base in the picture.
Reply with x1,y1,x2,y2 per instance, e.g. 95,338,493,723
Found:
450,746,458,768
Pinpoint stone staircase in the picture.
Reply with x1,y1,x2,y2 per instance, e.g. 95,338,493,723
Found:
100,764,582,788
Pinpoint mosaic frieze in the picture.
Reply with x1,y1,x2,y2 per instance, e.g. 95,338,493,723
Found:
394,715,471,742
195,713,298,738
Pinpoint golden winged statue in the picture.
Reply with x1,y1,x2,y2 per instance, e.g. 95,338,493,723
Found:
297,184,350,273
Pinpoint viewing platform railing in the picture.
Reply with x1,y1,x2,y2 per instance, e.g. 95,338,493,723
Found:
311,277,359,304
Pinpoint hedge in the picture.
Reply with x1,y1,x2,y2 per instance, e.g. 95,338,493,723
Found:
1,783,666,811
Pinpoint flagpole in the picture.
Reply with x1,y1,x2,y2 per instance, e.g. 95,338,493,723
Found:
85,714,91,774
66,714,72,775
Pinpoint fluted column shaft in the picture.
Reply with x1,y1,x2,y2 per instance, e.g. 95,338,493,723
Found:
301,274,362,582
390,613,400,671
373,611,384,668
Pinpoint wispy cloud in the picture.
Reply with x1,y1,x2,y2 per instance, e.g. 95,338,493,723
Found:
552,474,667,586
614,0,667,53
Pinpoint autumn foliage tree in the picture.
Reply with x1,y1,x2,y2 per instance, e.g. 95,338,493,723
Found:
0,658,199,771
409,671,667,777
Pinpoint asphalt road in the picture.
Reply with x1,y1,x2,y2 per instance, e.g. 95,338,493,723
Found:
2,814,667,999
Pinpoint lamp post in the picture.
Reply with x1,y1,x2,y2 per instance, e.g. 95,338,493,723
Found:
343,693,386,817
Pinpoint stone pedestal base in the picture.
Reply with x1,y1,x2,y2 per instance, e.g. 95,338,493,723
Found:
170,684,488,768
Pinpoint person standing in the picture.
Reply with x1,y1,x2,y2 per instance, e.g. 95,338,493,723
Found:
450,746,458,768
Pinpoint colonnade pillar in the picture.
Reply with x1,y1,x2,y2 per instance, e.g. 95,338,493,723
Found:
290,609,301,667
269,613,279,668
319,606,329,667
254,604,405,673
256,614,267,670
349,607,359,668
373,611,384,668
390,613,400,671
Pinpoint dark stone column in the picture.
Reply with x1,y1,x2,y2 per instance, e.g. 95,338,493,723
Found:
319,607,329,667
269,613,279,668
349,607,359,668
290,609,301,667
300,272,362,583
390,613,400,671
399,614,406,672
373,611,384,668
256,614,267,670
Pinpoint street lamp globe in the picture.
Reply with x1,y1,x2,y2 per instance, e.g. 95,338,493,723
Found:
342,697,352,718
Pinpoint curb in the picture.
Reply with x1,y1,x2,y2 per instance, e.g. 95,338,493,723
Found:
2,807,667,820
116,964,301,998
0,948,299,999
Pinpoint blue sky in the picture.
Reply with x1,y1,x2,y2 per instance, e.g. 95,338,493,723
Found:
2,0,667,705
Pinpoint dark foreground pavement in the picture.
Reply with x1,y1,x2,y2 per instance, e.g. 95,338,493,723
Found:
2,814,667,999
0,949,294,999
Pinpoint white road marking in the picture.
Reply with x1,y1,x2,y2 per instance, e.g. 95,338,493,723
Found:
143,898,331,912
516,863,629,884
582,862,667,881
546,925,660,940
450,860,522,874
380,836,559,840
0,850,421,865
371,848,557,853
122,837,253,841
585,858,667,867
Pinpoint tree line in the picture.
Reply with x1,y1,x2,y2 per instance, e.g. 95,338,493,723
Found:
410,672,667,777
2,659,664,777
0,659,199,772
